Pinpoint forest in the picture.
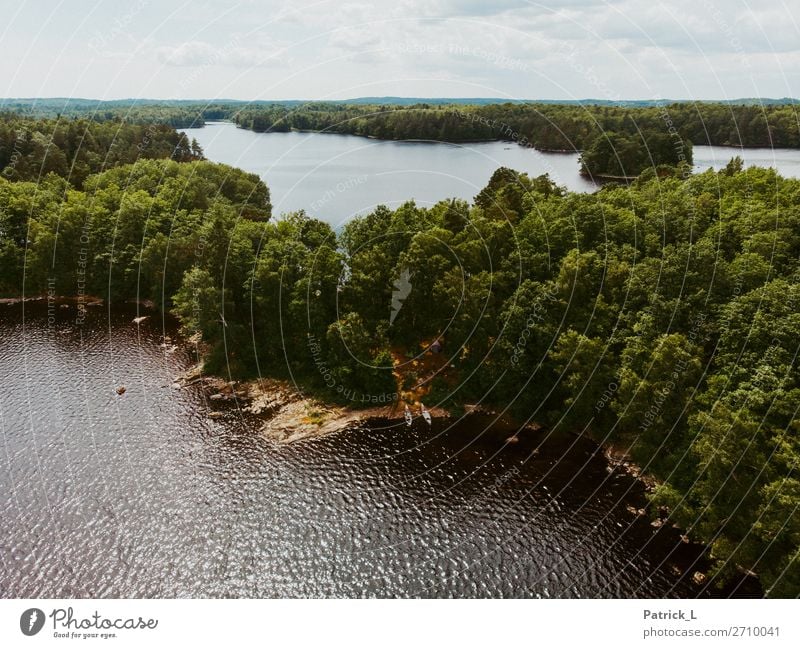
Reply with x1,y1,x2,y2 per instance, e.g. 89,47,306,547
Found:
233,100,800,148
0,116,798,596
0,115,203,187
1,99,228,128
234,101,800,177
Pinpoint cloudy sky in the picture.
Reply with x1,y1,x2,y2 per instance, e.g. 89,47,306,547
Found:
2,0,798,101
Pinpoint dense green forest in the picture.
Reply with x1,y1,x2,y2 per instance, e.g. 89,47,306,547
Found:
234,101,800,148
0,117,798,596
0,116,203,187
0,99,234,128
0,158,270,299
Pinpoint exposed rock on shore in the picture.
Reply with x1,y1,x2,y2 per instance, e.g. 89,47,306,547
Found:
177,364,450,443
603,441,657,491
0,294,104,306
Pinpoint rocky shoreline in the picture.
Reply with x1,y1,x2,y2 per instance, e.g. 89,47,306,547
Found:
176,363,650,488
172,331,653,491
0,294,156,308
0,294,104,306
177,362,452,443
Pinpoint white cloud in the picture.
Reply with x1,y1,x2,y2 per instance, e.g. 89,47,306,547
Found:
327,26,384,52
156,39,290,67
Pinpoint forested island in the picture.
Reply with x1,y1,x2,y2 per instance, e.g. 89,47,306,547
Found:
0,110,798,596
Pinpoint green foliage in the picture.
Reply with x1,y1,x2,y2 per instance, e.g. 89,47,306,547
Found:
233,101,800,150
231,100,800,177
549,330,616,429
0,157,271,300
1,98,226,127
173,267,220,338
580,131,692,178
0,115,203,187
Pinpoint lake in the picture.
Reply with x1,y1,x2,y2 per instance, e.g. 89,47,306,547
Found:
692,145,800,177
182,122,596,225
0,303,758,597
182,122,800,225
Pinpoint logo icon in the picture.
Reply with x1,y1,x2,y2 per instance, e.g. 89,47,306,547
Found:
20,608,45,636
390,267,412,325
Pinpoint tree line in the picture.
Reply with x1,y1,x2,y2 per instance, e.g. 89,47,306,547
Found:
0,115,204,187
234,101,800,177
1,99,236,128
234,101,800,148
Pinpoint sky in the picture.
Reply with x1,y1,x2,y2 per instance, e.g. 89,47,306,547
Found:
1,0,799,101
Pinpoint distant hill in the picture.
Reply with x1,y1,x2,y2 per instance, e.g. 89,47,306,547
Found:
3,96,799,112
333,96,800,107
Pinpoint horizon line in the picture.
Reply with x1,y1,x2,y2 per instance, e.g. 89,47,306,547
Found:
2,96,799,104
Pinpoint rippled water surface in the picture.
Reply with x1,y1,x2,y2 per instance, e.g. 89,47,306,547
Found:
0,304,749,597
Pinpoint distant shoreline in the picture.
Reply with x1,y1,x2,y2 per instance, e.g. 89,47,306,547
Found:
195,120,800,155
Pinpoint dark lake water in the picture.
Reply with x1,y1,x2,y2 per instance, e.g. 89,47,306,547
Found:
182,122,800,226
0,303,758,598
